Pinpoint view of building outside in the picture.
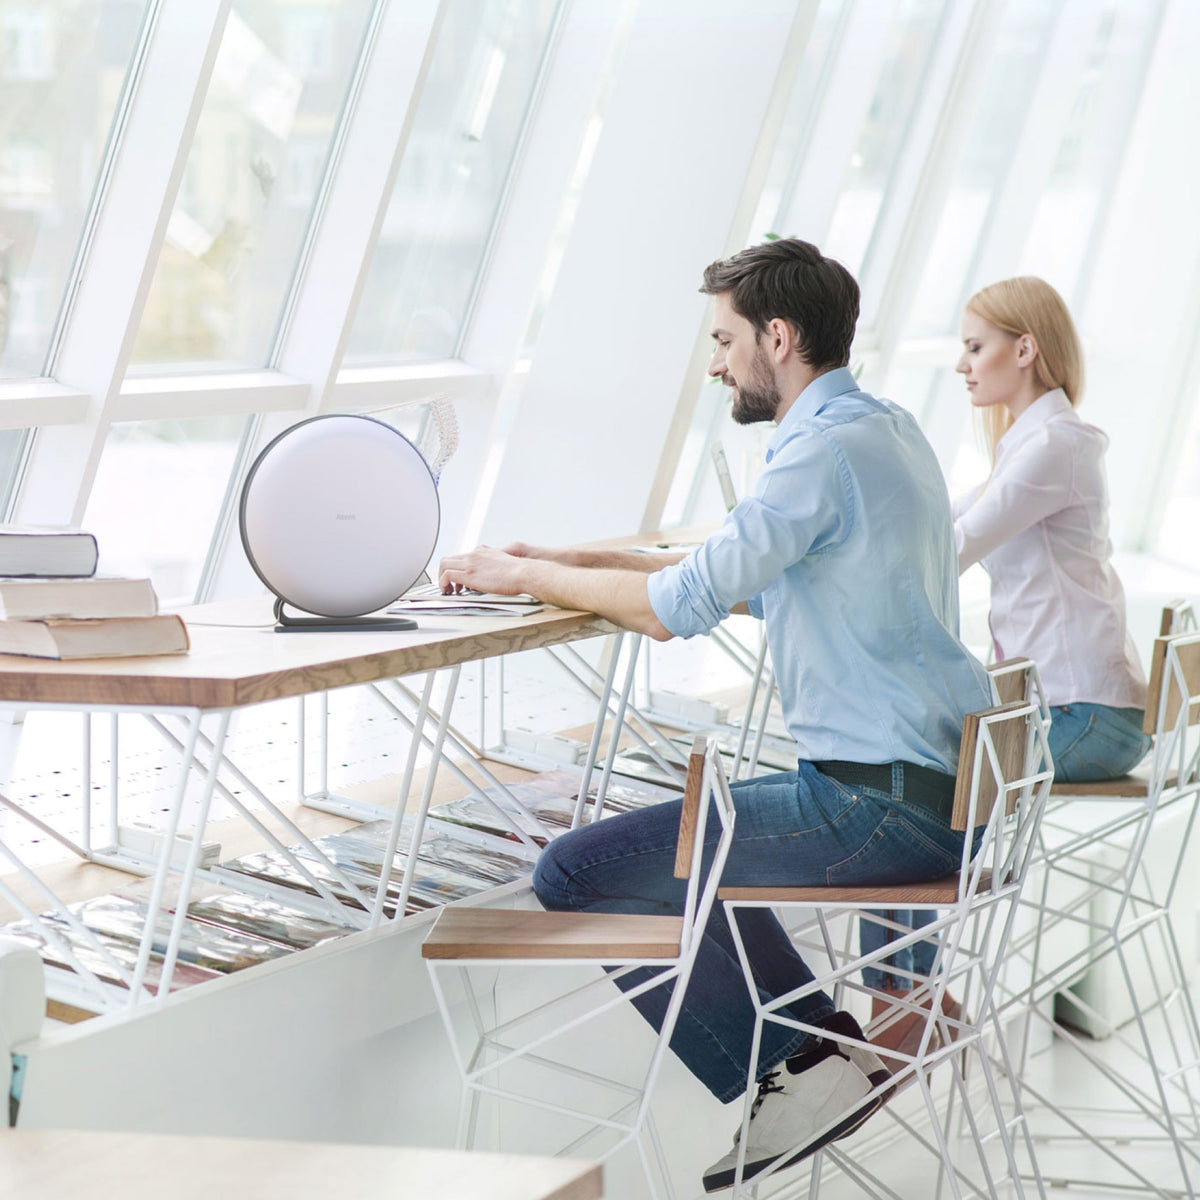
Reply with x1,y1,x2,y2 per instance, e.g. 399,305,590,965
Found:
128,0,372,372
0,0,148,380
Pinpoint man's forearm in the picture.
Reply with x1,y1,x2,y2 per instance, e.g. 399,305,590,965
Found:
513,542,687,574
518,560,672,640
563,548,686,573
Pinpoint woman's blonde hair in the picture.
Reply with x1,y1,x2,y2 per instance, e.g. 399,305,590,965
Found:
965,276,1084,458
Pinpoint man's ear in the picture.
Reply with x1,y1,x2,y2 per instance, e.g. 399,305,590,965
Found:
766,318,794,364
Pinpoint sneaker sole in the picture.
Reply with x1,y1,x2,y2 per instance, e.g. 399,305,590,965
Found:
701,1092,883,1193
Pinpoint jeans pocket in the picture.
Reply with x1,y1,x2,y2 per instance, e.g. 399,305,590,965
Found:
1052,704,1152,783
825,812,960,886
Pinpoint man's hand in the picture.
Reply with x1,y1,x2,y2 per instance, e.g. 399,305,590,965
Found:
438,546,527,595
436,544,673,640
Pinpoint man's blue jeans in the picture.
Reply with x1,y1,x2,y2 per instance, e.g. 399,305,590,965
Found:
532,761,969,1103
860,703,1153,991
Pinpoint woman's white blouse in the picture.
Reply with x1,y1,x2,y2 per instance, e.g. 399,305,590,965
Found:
953,388,1146,710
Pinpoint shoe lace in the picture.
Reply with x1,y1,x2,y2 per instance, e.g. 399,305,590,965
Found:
750,1070,785,1121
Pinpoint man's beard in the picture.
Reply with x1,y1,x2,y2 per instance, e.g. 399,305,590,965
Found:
730,344,781,425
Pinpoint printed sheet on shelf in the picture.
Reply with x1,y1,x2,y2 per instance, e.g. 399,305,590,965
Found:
1,768,680,1004
426,769,680,846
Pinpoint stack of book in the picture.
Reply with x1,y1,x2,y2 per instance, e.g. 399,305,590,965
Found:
0,526,188,659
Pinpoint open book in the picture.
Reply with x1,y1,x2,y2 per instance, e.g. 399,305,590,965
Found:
388,581,547,617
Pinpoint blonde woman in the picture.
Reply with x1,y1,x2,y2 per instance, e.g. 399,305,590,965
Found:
864,278,1150,1065
954,275,1149,779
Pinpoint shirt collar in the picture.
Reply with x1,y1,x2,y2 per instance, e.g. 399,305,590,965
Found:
996,387,1072,455
767,366,859,455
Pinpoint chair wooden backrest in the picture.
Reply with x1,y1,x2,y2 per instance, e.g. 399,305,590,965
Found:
1160,598,1196,637
951,701,1031,829
674,735,708,879
1143,631,1200,737
989,658,1035,707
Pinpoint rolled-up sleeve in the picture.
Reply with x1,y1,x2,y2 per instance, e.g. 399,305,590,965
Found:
647,430,849,638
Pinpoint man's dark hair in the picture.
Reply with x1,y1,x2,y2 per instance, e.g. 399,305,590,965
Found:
699,239,859,372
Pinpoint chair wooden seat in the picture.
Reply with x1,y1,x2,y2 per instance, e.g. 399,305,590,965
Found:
718,870,993,906
1051,775,1146,797
422,907,685,960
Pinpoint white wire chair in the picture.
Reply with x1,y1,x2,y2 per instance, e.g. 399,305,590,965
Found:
999,617,1200,1197
719,698,1053,1198
422,736,736,1200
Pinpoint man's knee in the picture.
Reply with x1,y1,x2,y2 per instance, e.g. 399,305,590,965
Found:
532,836,573,910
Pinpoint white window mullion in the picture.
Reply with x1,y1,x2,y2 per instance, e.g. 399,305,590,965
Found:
478,0,805,548
777,0,892,248
641,1,822,533
11,1,233,529
446,0,631,554
967,0,1104,297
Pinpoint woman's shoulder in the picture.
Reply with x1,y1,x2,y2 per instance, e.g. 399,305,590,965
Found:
1023,405,1107,457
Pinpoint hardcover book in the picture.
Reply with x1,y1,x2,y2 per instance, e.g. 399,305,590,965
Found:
0,526,98,578
0,612,189,659
0,575,157,620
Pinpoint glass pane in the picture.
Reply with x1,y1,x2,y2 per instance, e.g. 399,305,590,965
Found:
344,0,559,364
0,428,27,509
905,0,1058,337
0,0,150,380
1018,0,1159,300
823,0,945,282
128,0,373,373
82,415,248,605
749,0,846,241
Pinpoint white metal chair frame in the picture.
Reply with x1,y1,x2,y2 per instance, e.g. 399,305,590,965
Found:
1000,626,1200,1198
422,737,737,1200
719,699,1054,1199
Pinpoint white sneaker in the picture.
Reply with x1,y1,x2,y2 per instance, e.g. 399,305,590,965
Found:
702,1054,881,1192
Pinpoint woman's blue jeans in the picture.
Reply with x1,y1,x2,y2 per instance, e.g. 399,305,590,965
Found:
1048,702,1151,783
860,703,1153,992
532,761,969,1103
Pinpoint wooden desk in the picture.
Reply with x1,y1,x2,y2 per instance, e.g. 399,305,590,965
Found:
0,595,619,709
0,1129,602,1200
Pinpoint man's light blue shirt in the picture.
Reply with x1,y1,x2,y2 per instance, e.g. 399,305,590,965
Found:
647,367,992,773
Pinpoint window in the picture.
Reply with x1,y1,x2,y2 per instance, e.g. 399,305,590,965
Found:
344,0,559,363
1018,0,1160,302
128,0,373,373
82,415,249,605
904,0,1059,338
0,0,150,380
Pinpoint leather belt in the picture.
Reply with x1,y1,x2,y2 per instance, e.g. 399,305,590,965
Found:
813,759,957,821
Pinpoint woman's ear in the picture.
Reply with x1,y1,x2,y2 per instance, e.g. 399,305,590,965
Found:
1017,334,1039,367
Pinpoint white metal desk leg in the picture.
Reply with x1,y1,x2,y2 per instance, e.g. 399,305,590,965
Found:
80,714,91,858
589,634,643,821
129,708,206,1004
729,636,769,784
157,710,232,994
368,670,436,926
391,666,462,923
572,632,625,828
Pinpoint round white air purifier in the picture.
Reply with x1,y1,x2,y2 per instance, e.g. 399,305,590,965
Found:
240,414,440,628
